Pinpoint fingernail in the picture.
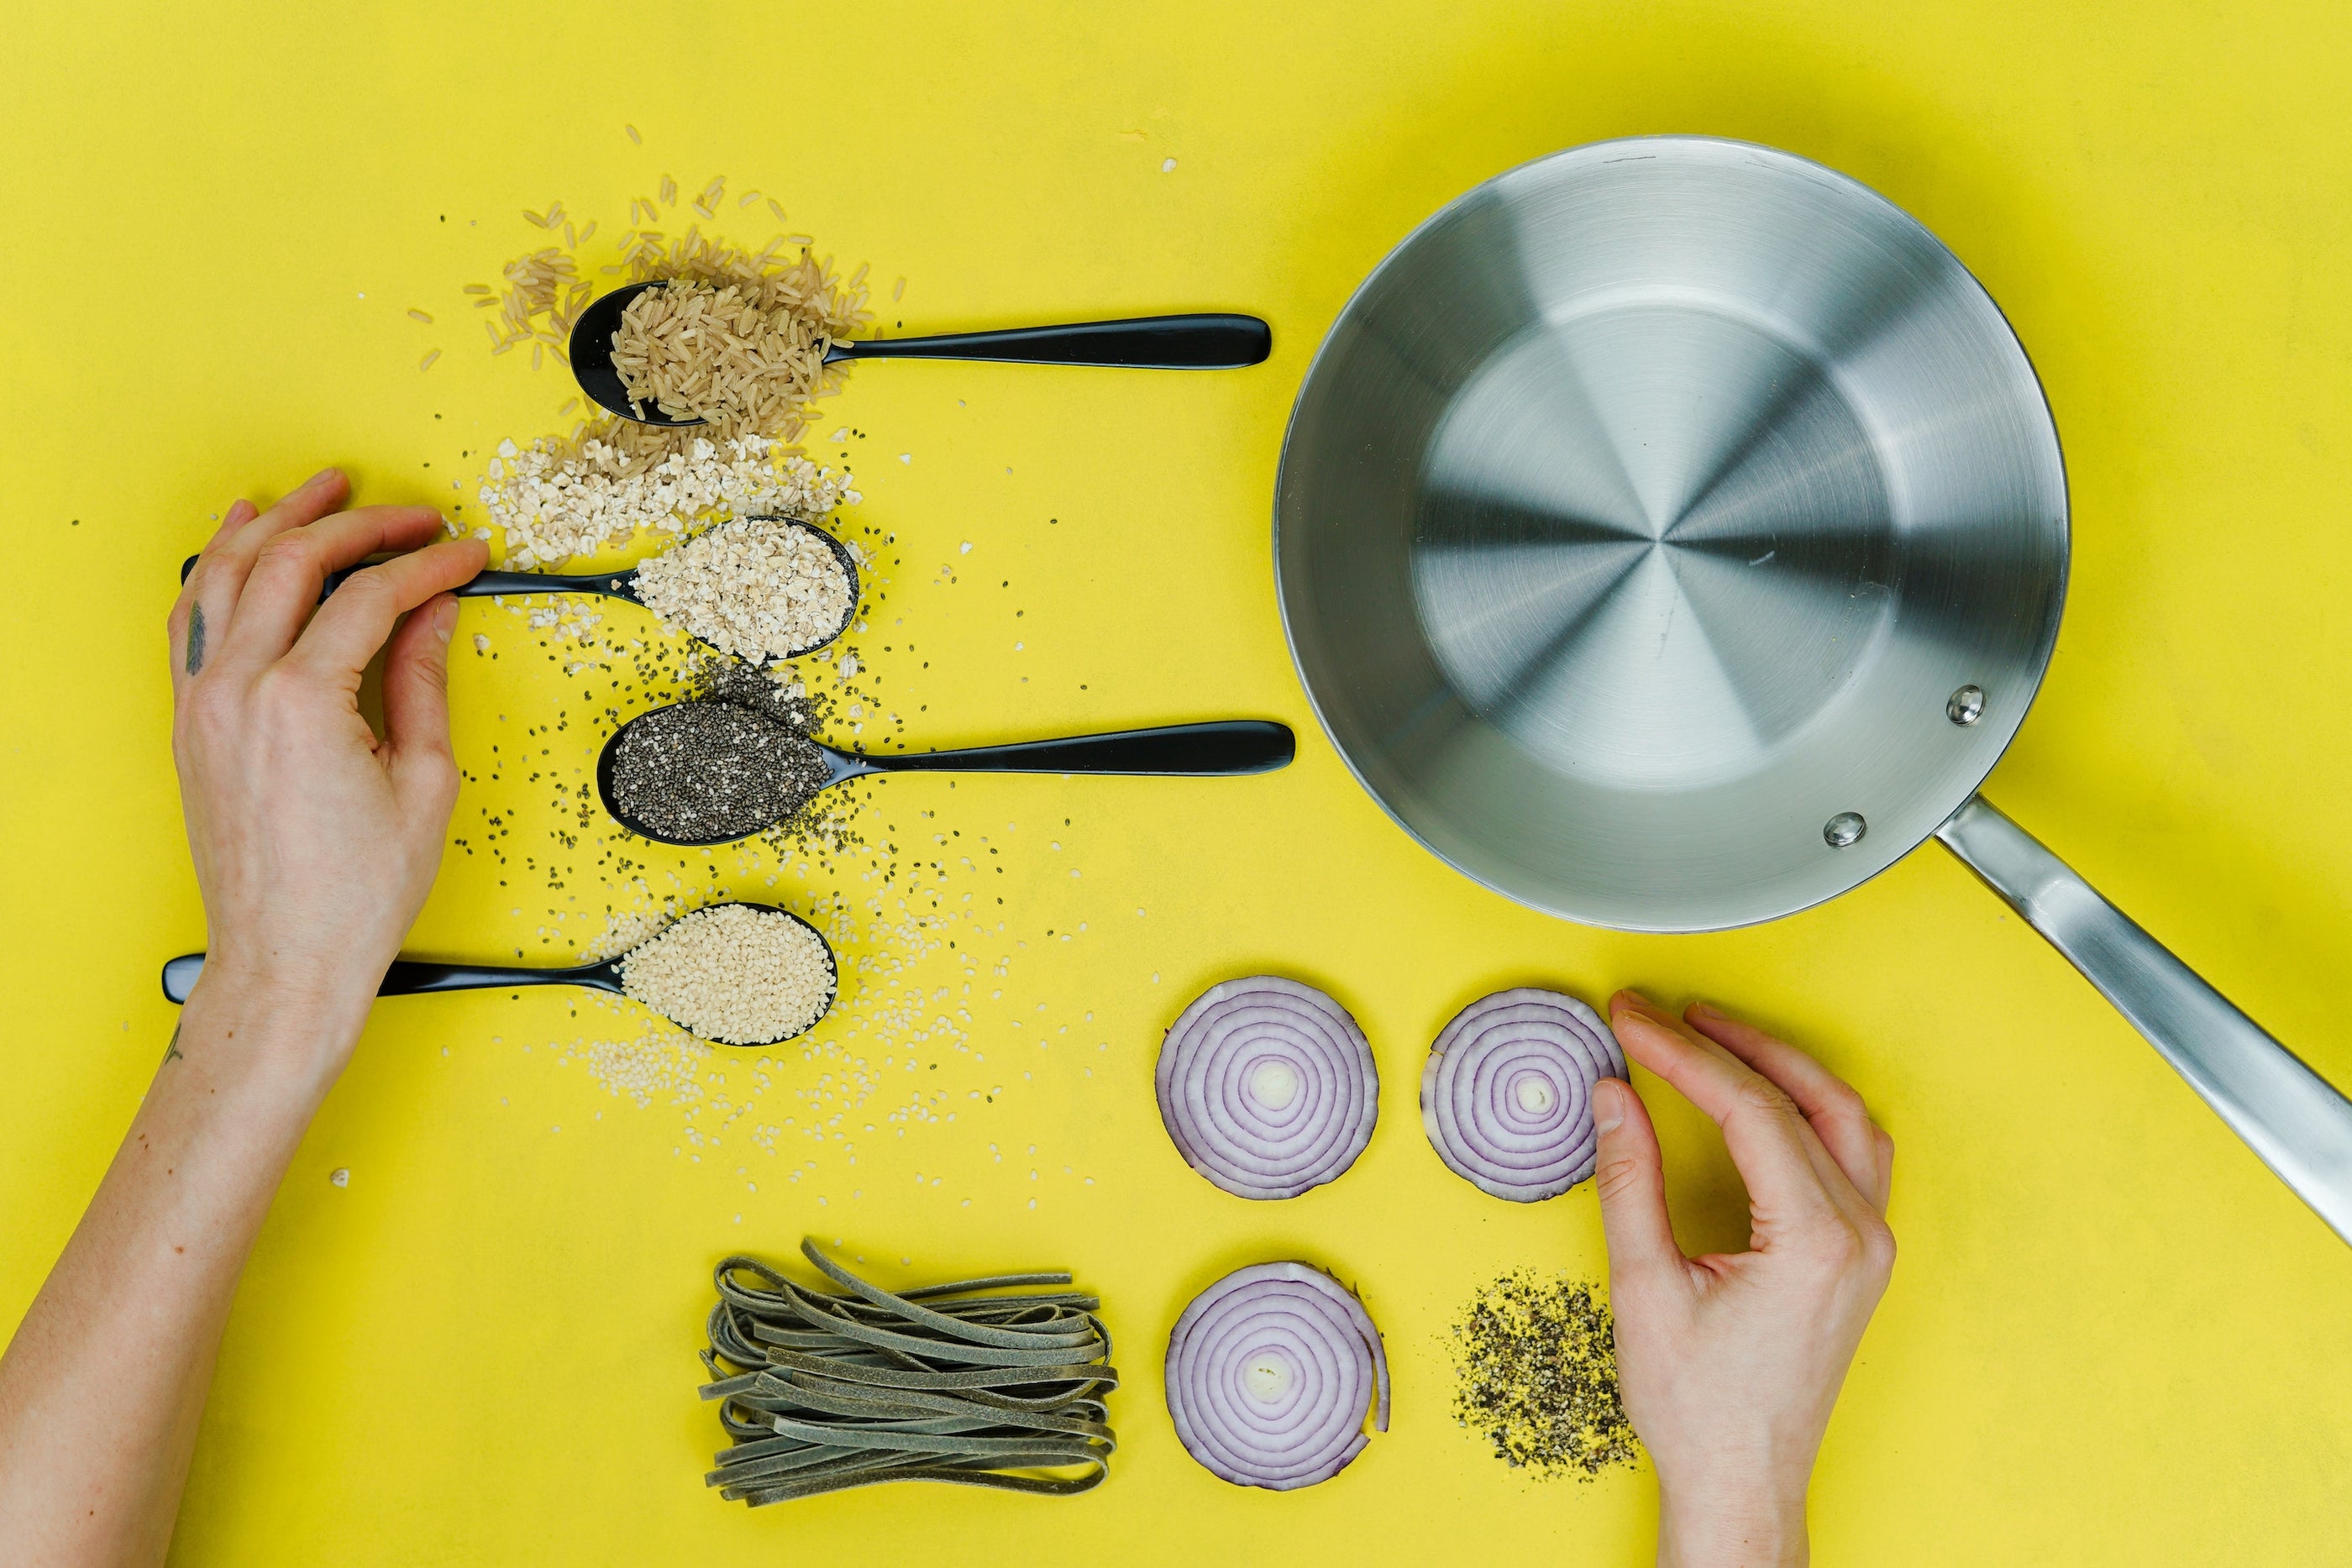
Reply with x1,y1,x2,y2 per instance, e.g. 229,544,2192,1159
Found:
433,596,457,642
1689,1001,1725,1020
304,465,339,488
1592,1078,1625,1133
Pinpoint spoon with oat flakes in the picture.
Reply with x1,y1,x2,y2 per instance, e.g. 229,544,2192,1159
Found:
177,512,858,664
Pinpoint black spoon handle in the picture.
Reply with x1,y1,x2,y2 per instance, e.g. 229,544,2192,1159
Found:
450,569,638,600
866,721,1294,776
180,556,634,603
832,314,1271,370
161,954,617,1004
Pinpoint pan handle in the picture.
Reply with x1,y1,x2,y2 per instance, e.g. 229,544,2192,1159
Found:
1937,794,2352,1245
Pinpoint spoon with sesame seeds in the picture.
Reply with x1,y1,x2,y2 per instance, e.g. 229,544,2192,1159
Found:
570,280,1273,426
596,705,1296,847
176,514,859,663
160,902,837,1047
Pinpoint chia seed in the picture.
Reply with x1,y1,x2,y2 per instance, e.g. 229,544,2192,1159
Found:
610,700,831,842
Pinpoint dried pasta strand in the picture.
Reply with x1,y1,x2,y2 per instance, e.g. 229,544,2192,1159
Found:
699,1240,1117,1508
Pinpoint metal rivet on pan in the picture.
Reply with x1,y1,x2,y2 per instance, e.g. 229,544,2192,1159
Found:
1946,684,1987,725
1824,812,1867,848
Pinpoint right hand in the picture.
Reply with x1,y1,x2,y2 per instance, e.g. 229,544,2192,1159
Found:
1592,992,1897,1567
168,467,486,1086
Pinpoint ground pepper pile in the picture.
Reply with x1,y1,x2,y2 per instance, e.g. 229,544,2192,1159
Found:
1449,1271,1639,1481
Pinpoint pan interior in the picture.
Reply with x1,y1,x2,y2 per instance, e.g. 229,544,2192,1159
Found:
1275,139,2067,931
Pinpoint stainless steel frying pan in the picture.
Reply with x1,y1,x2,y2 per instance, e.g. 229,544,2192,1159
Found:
1274,135,2352,1241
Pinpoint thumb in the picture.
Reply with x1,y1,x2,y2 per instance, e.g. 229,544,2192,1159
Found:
1591,1077,1683,1281
381,593,459,797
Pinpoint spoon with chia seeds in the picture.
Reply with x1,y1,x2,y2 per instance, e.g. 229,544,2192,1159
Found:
160,901,837,1047
597,702,1296,847
175,512,859,664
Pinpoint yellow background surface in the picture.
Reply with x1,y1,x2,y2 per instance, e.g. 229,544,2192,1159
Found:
5,1,2352,1561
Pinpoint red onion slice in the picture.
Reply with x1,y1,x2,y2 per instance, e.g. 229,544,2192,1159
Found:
1155,977,1378,1200
1164,1261,1389,1490
1420,988,1627,1201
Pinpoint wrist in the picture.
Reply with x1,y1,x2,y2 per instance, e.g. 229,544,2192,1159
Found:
175,960,375,1105
1658,1480,1809,1568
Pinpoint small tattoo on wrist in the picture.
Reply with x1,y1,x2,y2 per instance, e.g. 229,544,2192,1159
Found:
185,605,207,675
163,1022,184,1064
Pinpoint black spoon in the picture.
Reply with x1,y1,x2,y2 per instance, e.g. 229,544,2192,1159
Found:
176,516,858,663
160,902,837,1047
598,709,1295,847
570,281,1273,426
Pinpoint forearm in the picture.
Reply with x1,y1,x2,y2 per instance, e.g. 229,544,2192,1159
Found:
0,975,361,1567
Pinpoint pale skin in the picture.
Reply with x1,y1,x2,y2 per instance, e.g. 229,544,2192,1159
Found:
1597,993,1898,1567
0,469,484,1565
0,473,1891,1567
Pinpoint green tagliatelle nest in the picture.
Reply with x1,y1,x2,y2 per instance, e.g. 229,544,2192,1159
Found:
699,1240,1118,1504
1449,1270,1640,1481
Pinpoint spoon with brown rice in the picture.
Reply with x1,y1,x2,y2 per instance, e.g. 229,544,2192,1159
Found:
160,902,837,1046
570,279,1272,427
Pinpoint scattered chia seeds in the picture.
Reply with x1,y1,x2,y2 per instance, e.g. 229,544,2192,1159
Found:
1449,1271,1639,1481
690,650,825,729
611,700,831,842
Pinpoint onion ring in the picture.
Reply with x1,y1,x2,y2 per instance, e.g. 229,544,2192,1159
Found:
1154,976,1378,1200
1164,1261,1389,1489
1420,988,1625,1201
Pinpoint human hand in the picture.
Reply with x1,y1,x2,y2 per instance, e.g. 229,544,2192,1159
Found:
1592,992,1896,1568
168,467,486,1083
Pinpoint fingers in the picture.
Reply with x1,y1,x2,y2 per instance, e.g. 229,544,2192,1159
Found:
379,592,462,794
210,498,260,548
1590,1077,1686,1285
171,499,258,688
1609,992,1841,1226
225,506,453,669
185,467,349,615
1687,1003,1894,1213
286,538,485,687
